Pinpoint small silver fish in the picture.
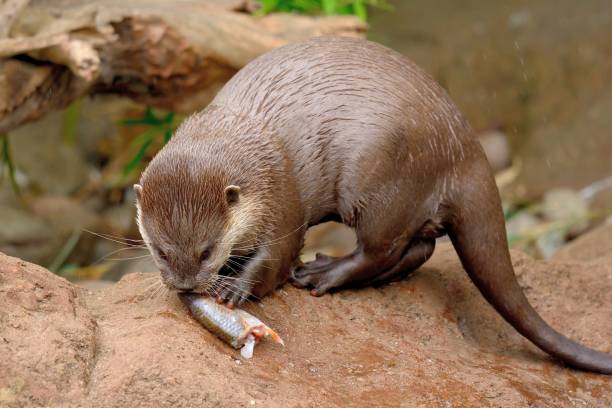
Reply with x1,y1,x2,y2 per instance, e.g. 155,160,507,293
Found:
179,293,284,358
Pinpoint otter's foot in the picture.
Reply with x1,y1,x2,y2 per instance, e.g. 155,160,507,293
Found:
291,251,384,296
290,253,345,292
292,253,338,282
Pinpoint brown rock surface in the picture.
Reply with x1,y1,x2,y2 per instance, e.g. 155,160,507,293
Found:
554,223,612,262
1,244,611,407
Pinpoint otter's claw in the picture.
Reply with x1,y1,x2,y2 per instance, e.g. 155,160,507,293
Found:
218,283,252,307
290,253,344,295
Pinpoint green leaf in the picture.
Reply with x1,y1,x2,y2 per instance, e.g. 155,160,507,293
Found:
48,230,82,273
1,134,22,200
62,100,81,145
352,0,368,21
163,129,173,144
123,137,153,176
163,112,175,124
129,128,160,148
260,0,279,13
121,107,163,126
253,0,389,21
321,0,336,14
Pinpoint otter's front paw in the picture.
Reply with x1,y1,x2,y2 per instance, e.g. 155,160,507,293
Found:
216,279,255,308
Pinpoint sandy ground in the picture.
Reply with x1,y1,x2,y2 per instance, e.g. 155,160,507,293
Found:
1,242,611,407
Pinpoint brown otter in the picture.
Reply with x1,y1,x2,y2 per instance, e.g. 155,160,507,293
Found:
135,36,612,374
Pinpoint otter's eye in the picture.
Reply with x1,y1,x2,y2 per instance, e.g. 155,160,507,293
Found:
157,249,168,262
199,249,211,263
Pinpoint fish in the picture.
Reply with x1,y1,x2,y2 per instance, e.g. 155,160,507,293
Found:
179,292,284,358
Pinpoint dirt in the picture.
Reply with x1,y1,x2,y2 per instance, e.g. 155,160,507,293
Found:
1,244,610,407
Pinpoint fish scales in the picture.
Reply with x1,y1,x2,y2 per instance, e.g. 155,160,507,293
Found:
179,293,284,358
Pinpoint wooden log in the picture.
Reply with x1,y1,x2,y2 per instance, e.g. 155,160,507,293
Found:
0,0,366,133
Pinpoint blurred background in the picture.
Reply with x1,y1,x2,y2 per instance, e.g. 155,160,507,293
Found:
0,0,610,289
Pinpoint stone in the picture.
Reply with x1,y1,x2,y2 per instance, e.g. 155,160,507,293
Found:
477,129,512,173
1,244,610,407
0,205,61,266
369,0,612,209
10,112,89,195
505,211,539,240
508,92,612,207
0,252,97,407
535,228,565,260
541,188,590,236
554,223,612,262
301,222,357,262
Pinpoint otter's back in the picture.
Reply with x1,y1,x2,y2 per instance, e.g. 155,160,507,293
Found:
212,37,470,220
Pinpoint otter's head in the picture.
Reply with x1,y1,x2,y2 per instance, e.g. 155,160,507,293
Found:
134,156,255,293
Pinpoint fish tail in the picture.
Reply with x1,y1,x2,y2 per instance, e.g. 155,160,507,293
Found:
250,325,285,346
265,327,285,346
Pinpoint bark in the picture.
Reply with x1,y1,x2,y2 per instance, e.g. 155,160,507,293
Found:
0,0,366,133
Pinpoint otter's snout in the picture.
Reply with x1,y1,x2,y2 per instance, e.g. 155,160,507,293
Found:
161,269,215,294
160,273,197,291
173,281,196,291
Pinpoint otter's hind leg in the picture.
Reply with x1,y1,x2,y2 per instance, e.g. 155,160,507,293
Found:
364,238,435,286
291,213,430,295
290,249,389,295
291,237,434,293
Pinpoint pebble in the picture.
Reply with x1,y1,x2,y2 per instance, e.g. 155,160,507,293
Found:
542,188,589,236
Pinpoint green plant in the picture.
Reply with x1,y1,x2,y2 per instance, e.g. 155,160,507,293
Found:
0,133,22,200
257,0,391,21
121,107,181,177
62,99,82,145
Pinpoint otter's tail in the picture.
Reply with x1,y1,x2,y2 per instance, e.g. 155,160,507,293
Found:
446,160,612,374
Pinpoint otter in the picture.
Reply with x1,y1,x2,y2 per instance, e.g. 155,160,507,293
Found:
135,36,612,374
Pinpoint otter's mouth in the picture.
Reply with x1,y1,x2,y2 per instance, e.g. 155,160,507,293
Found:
218,249,257,277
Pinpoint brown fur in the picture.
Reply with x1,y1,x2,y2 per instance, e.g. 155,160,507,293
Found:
136,37,612,373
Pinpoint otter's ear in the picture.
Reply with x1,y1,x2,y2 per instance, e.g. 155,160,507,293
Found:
225,185,240,206
134,184,143,201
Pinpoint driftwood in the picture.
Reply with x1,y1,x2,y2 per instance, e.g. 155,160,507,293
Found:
0,0,366,133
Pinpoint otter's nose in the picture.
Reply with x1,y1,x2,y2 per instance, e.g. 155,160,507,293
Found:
174,277,196,291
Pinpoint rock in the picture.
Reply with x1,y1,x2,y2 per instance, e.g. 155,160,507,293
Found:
0,252,97,407
0,205,62,266
554,223,612,262
31,195,102,266
370,0,612,142
535,229,565,260
369,1,612,209
10,111,89,195
30,196,101,233
75,280,115,291
477,129,512,173
505,211,539,239
301,222,356,262
508,92,612,208
542,188,590,236
74,97,141,161
100,199,139,239
104,255,158,281
1,245,611,407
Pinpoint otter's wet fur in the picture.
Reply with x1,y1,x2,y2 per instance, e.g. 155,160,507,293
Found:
136,36,612,374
